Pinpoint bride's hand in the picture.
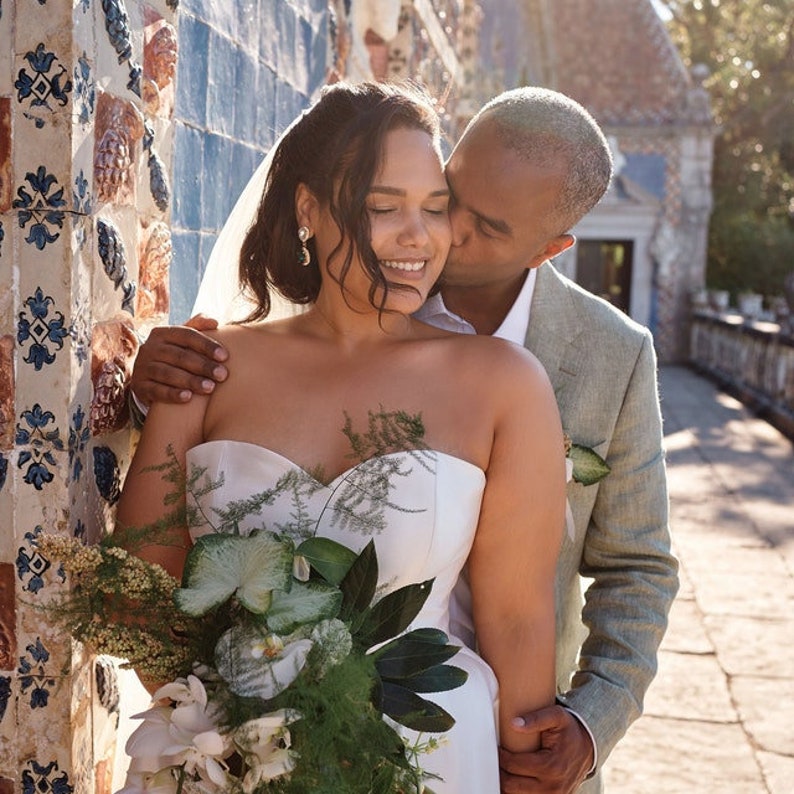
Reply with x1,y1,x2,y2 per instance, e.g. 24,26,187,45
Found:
130,314,228,408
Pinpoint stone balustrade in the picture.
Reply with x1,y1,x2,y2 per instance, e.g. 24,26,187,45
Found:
690,310,794,438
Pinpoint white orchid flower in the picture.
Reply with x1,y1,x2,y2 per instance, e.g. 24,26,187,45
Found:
234,709,300,792
124,676,231,793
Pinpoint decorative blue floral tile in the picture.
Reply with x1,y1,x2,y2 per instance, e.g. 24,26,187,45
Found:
18,638,55,709
72,170,91,215
0,219,4,256
14,43,73,120
17,287,69,370
73,518,86,540
12,167,67,250
16,527,61,594
21,760,74,794
93,445,120,504
69,301,89,365
0,453,7,492
68,405,89,482
74,53,95,125
15,403,65,491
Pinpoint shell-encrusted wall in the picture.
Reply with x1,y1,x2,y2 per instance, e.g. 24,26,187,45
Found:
0,0,177,790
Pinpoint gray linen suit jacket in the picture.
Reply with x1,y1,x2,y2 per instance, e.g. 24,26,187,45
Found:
526,263,679,791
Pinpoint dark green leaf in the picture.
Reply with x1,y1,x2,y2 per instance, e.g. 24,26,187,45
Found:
373,636,461,679
296,537,357,585
339,540,378,620
360,579,434,646
379,681,455,732
569,444,611,486
391,664,468,694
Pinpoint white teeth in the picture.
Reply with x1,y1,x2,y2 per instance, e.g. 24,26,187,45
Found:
380,260,426,272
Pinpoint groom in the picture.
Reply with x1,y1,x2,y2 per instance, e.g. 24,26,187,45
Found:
130,87,678,793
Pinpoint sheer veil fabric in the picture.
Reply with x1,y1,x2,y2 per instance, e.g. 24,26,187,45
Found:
191,119,306,324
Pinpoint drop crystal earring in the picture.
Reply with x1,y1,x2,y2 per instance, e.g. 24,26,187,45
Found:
298,226,312,266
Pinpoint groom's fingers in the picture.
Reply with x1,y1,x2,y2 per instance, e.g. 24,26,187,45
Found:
131,325,229,407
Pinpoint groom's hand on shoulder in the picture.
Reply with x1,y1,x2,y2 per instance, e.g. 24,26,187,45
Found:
130,314,229,409
499,704,594,793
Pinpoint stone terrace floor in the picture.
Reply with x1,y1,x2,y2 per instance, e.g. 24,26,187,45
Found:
603,365,794,793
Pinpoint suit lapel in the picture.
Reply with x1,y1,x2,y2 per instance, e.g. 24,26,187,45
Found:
525,263,585,420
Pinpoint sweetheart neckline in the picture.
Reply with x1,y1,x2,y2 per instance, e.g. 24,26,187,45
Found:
187,438,486,487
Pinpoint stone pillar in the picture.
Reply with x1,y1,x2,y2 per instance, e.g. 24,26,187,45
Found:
0,0,177,790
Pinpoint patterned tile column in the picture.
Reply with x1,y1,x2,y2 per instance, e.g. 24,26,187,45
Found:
0,1,178,791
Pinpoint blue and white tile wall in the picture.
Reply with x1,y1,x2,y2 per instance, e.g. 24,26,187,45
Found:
0,0,388,788
0,0,180,790
169,0,330,322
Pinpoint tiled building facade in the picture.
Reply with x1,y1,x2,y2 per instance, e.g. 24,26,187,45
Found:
0,1,711,790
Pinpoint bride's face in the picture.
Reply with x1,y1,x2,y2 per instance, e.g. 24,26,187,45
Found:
313,126,451,315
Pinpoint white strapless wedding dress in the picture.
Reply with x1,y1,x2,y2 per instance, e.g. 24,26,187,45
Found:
185,439,500,793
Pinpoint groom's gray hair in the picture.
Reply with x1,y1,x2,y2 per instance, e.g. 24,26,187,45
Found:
466,87,613,234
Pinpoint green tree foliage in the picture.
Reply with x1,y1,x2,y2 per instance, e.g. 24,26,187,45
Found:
662,0,794,299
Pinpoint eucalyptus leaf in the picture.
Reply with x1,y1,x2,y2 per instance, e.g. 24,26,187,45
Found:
372,634,461,679
379,681,455,733
296,536,357,585
267,580,343,634
174,531,293,616
339,540,378,619
569,444,611,486
360,579,434,646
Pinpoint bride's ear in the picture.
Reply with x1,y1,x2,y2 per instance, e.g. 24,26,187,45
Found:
295,183,320,230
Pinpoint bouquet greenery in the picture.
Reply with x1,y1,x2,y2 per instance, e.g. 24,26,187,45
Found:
39,412,467,794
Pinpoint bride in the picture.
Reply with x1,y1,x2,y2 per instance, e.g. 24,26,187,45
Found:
117,80,566,792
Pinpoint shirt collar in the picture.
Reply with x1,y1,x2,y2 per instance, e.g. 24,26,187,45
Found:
415,269,537,344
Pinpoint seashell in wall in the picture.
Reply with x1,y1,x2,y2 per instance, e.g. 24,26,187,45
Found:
137,221,172,319
94,92,145,206
90,317,139,435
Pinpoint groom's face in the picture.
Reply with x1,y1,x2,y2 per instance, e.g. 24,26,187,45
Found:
442,119,570,290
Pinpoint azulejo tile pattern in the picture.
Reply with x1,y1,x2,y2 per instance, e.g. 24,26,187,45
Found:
20,760,74,794
17,287,69,370
73,53,95,125
15,528,59,595
12,167,66,250
68,406,90,483
17,638,54,709
15,43,73,124
15,404,65,491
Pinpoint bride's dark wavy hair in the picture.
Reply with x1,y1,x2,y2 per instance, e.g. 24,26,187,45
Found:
238,81,442,321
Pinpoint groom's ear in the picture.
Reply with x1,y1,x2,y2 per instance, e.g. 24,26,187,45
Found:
527,233,575,269
295,183,320,229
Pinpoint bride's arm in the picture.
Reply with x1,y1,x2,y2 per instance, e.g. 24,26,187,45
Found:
467,346,566,754
116,393,209,580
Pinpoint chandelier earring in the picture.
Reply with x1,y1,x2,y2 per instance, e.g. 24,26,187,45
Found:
297,226,312,267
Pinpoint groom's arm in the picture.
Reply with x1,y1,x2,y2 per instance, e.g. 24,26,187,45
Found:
129,315,229,410
564,332,678,761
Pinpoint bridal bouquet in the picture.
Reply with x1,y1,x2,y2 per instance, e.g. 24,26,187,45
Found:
39,414,467,794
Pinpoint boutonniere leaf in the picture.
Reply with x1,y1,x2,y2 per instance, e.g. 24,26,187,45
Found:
568,443,611,486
